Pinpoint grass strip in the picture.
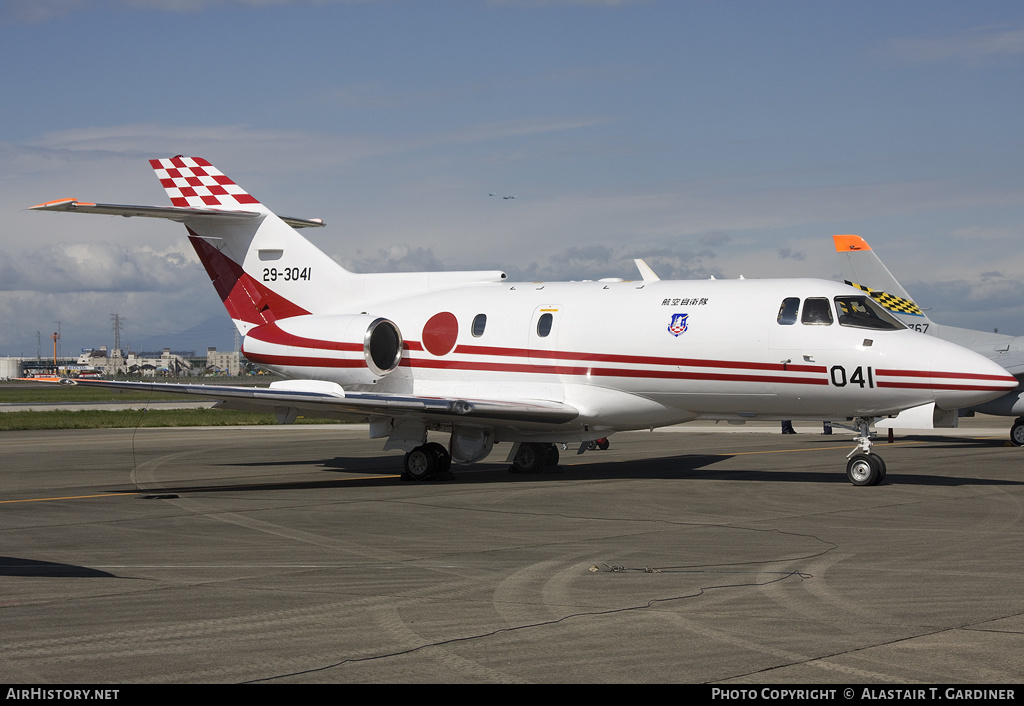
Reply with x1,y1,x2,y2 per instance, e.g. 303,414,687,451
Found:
0,380,268,404
0,409,339,431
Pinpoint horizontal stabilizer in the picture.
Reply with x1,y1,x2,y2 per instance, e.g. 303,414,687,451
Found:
28,199,324,229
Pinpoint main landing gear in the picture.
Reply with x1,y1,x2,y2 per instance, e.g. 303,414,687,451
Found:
402,442,453,481
509,442,561,473
845,416,886,486
1010,418,1024,447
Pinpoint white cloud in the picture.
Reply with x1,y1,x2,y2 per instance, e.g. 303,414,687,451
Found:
0,0,643,26
339,243,448,273
878,24,1024,65
0,0,86,24
0,0,371,24
0,242,200,293
487,0,651,7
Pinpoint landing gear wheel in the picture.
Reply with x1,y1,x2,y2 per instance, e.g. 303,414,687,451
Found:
510,443,560,473
847,453,884,486
403,446,437,481
543,444,560,468
1010,420,1024,447
510,443,545,473
424,442,451,472
596,438,610,451
425,442,453,480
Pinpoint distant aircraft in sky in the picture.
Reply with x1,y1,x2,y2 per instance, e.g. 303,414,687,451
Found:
28,159,1016,486
834,234,1024,444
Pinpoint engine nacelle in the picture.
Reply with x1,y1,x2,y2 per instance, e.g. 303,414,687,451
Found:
242,314,403,384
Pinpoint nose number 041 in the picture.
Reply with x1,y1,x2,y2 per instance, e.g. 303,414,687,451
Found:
831,365,874,388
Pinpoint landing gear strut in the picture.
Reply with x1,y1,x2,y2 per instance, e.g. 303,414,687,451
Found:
845,416,886,486
402,442,453,481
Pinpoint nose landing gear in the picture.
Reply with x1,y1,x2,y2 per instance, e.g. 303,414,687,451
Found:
845,417,886,486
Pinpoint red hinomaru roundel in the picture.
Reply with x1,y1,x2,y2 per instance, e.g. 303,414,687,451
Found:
422,312,458,356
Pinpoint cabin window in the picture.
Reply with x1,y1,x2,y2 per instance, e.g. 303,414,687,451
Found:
472,313,487,337
801,298,833,325
777,298,799,325
537,313,553,337
834,296,904,330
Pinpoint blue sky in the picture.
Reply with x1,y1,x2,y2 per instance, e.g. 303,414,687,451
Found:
2,0,1024,357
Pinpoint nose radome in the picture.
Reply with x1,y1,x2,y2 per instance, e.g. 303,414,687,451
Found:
928,340,1018,411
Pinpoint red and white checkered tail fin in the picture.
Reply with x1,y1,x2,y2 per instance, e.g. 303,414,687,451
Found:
149,156,265,211
145,157,358,332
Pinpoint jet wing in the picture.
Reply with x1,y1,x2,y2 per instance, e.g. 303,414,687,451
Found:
57,378,579,425
28,199,324,229
989,353,1024,378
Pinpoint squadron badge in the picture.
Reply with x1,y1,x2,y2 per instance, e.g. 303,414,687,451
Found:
668,313,689,337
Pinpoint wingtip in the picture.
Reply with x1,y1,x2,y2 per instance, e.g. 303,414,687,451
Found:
28,198,80,211
833,234,871,252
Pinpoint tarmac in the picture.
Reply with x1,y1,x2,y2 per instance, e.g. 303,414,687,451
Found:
1,417,1022,684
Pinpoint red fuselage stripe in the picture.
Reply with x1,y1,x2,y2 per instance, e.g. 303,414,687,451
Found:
244,334,1012,390
876,368,1015,382
245,351,828,384
246,332,827,375
245,324,362,352
876,381,1012,391
452,343,825,373
243,353,367,369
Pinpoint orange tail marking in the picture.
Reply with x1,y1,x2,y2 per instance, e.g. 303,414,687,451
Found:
833,234,870,252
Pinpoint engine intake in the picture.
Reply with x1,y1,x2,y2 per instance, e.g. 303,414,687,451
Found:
242,314,403,383
364,317,403,376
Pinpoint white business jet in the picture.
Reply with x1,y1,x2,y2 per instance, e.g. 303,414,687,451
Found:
29,158,1017,486
835,233,1024,444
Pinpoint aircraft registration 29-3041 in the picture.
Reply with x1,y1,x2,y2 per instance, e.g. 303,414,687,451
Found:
30,157,1017,486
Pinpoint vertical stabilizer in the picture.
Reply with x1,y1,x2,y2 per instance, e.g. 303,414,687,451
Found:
32,158,510,340
150,157,264,211
833,234,932,328
149,157,358,334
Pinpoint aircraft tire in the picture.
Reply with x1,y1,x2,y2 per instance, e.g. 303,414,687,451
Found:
846,453,883,486
543,443,559,468
403,446,437,481
425,442,452,473
425,442,454,480
1010,421,1024,447
510,443,545,473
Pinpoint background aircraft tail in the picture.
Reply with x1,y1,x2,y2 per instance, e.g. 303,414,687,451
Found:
833,234,933,331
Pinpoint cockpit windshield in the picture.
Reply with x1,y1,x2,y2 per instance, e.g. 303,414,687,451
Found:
834,296,905,330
